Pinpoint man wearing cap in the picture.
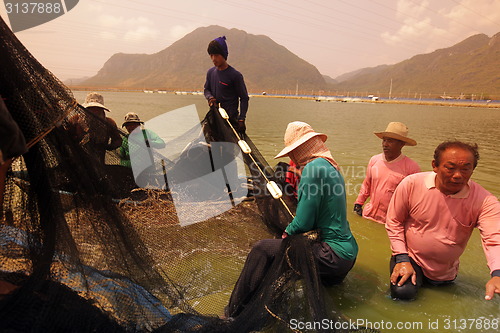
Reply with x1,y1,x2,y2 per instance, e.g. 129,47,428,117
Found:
226,121,357,318
204,36,249,134
119,112,165,168
68,92,121,164
386,141,500,300
354,122,420,224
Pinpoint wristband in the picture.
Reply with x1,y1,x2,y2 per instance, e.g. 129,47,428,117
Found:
395,254,410,264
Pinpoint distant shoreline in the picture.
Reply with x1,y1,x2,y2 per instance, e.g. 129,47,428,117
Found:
69,87,500,109
252,94,500,108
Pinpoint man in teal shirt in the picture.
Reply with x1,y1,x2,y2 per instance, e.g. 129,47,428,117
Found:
285,157,358,265
226,121,357,317
119,112,165,168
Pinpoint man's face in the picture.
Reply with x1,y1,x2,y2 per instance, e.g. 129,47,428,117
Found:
87,106,105,119
432,147,475,195
124,122,140,134
210,54,227,69
382,137,405,161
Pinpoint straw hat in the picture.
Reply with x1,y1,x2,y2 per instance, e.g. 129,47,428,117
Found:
122,112,144,127
82,92,109,111
374,122,416,146
274,121,327,158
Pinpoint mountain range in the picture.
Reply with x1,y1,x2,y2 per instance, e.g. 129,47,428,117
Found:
335,33,500,99
77,26,500,99
80,25,326,92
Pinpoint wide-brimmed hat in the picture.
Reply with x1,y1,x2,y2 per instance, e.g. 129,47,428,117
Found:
83,92,109,111
374,122,416,146
274,121,327,159
122,112,144,127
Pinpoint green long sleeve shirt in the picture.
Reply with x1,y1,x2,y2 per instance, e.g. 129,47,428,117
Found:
285,158,358,261
119,129,165,168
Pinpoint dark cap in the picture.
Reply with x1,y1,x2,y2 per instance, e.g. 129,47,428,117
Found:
207,36,228,60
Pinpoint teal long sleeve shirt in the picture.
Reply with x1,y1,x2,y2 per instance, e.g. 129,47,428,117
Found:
119,129,165,168
285,158,358,261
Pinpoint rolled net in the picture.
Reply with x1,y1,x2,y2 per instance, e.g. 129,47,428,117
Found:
0,16,376,333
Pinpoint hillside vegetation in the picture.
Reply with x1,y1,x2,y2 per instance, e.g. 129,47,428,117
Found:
79,27,500,100
81,25,326,92
332,33,500,99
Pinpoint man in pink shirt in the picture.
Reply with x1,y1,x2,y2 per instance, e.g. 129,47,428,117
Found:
354,122,420,223
386,141,500,300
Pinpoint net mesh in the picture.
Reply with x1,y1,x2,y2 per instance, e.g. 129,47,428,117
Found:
0,16,376,333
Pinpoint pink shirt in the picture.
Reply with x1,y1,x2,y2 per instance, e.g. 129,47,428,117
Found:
356,153,420,224
386,172,500,281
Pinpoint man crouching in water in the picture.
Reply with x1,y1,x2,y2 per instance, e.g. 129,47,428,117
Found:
386,141,500,300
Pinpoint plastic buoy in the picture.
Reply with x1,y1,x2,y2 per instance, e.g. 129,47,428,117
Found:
238,140,252,154
218,107,229,119
266,181,282,199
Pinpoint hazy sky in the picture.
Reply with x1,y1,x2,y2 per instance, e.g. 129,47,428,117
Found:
1,0,500,81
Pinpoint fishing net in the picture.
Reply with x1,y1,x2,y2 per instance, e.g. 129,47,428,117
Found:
0,16,376,333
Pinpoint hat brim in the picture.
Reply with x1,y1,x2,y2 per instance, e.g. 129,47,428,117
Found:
83,102,110,112
274,132,327,159
374,132,417,146
122,121,144,127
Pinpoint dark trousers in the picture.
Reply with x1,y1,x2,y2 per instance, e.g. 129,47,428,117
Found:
226,239,355,317
389,256,455,300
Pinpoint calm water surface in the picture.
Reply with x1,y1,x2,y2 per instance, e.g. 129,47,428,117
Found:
74,91,500,332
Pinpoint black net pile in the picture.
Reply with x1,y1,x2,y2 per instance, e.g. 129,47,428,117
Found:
0,16,376,333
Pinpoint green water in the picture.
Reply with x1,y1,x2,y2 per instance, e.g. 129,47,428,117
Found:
73,91,500,332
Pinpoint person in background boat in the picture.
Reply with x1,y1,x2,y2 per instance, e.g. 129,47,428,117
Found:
0,96,27,212
119,112,165,168
354,122,420,223
66,92,122,164
226,121,358,317
386,141,500,300
204,36,249,134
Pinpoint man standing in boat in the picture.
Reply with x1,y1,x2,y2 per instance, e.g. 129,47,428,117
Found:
386,141,500,300
354,122,420,223
204,36,249,134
